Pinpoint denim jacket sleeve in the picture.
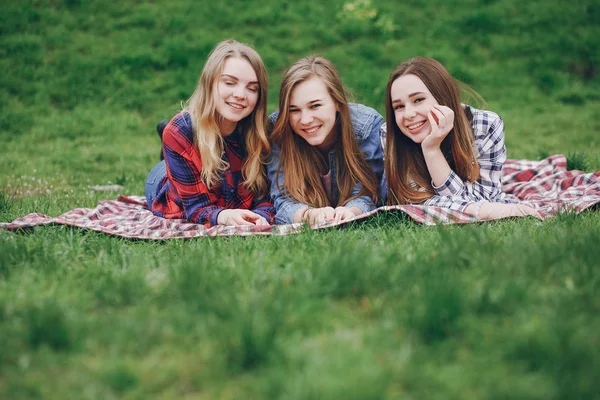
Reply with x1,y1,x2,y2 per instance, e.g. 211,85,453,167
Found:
378,123,388,204
343,104,384,213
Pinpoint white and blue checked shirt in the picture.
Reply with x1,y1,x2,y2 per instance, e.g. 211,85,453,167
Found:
380,105,517,211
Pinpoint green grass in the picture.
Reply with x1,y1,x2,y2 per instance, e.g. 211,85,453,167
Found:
1,0,600,398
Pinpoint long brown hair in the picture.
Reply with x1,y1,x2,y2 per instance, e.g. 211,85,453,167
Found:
384,57,480,205
186,39,270,194
271,56,378,207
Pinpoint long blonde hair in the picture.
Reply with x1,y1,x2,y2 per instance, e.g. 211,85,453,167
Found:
185,39,270,194
384,57,480,205
271,56,378,207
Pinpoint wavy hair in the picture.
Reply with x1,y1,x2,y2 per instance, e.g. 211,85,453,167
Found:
185,39,270,194
271,56,378,207
384,57,480,205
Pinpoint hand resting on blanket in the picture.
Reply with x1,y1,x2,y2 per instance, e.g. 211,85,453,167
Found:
464,202,541,221
217,209,270,226
295,206,363,226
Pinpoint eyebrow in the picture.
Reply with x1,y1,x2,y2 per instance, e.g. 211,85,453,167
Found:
289,99,322,108
221,74,259,85
391,92,426,105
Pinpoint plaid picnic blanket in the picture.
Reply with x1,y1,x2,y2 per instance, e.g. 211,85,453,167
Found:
2,155,599,239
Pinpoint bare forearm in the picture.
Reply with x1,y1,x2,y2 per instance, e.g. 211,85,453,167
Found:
423,148,452,188
347,206,363,216
293,206,310,223
465,202,541,220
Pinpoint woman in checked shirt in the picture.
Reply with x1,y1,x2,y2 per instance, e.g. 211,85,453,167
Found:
382,57,539,220
145,40,275,227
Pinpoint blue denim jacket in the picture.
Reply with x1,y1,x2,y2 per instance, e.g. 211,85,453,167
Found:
268,103,384,224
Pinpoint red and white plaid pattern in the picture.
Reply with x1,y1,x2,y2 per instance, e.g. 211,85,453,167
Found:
2,155,599,239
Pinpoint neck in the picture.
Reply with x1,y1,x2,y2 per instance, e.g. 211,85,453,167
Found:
316,125,338,154
218,119,237,137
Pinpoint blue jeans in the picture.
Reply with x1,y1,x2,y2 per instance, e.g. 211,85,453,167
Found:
145,161,167,208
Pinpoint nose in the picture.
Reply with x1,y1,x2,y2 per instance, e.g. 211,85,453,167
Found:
404,103,416,119
300,110,313,125
232,85,246,99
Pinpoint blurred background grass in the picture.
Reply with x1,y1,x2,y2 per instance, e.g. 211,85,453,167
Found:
1,0,598,199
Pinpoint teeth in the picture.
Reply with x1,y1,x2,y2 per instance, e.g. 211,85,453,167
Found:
304,126,320,134
228,102,244,109
408,121,425,130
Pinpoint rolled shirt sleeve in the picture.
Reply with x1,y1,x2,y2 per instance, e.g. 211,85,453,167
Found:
424,107,515,211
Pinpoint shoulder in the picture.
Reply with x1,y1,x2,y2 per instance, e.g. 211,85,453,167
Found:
465,106,505,156
166,112,194,140
348,103,383,141
268,110,279,125
466,105,503,134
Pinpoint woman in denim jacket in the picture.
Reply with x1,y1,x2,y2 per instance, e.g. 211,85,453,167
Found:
268,56,384,225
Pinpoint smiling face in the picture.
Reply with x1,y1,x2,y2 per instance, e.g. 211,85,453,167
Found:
390,73,440,144
288,76,339,152
214,57,260,135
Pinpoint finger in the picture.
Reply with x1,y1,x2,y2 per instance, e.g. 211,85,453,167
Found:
241,211,261,222
430,107,446,128
325,209,336,221
231,215,255,226
255,216,269,226
336,212,347,223
427,112,439,133
334,210,344,224
313,211,324,224
525,206,542,219
321,210,333,223
434,104,450,114
437,105,455,127
308,210,319,225
318,208,332,222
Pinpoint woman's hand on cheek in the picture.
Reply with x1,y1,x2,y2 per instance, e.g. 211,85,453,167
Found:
422,104,454,153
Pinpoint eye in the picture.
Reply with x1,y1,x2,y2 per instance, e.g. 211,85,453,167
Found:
289,108,299,113
247,86,258,93
415,97,425,103
394,104,404,110
225,80,235,86
310,103,321,109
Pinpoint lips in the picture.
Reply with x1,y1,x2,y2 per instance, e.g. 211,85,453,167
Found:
226,102,245,110
405,120,427,134
303,125,321,135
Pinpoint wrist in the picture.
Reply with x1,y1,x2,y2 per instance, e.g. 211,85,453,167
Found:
301,207,312,222
421,145,442,157
215,209,227,225
466,202,486,220
343,206,363,216
472,202,483,220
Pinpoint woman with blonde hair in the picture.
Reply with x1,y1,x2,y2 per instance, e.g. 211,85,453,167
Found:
268,56,384,225
383,56,539,219
145,40,275,226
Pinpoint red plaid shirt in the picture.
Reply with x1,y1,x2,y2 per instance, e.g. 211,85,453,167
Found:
150,112,275,227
